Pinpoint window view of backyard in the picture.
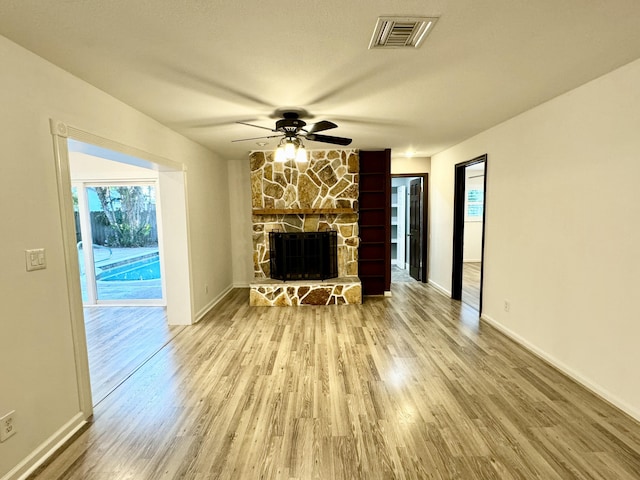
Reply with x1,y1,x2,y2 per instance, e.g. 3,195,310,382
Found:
73,184,163,302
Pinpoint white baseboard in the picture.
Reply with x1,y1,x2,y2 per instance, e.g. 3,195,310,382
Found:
480,313,640,423
463,259,481,263
3,412,87,480
195,284,234,322
427,279,451,297
233,282,250,288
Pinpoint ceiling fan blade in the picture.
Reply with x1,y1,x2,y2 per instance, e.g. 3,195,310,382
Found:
232,134,283,143
237,121,276,132
305,133,352,146
162,65,275,109
306,120,337,134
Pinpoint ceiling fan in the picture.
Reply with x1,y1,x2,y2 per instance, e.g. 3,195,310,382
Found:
232,109,353,146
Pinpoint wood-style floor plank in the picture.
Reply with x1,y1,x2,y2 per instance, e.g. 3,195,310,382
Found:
84,306,184,404
462,262,481,311
30,284,640,480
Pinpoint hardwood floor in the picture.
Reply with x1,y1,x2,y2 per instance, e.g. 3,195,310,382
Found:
84,306,184,404
462,262,481,311
32,284,640,479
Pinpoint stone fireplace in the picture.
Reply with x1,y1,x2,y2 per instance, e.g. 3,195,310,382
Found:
249,149,362,306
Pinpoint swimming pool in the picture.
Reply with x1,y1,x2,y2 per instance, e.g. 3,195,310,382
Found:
97,255,161,282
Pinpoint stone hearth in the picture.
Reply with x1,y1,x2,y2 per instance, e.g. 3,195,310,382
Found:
250,278,361,306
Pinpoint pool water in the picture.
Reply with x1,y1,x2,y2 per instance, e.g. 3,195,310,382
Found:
98,257,161,282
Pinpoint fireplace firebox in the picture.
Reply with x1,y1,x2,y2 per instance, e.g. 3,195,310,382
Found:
269,231,338,281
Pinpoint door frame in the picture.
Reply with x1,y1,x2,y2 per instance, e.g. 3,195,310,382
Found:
451,154,487,312
391,174,429,283
50,119,193,417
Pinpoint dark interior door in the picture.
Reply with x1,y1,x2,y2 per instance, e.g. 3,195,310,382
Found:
452,154,487,314
358,149,391,295
408,178,422,281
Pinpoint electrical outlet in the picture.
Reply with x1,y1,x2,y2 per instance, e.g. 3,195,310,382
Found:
504,300,511,313
0,410,16,442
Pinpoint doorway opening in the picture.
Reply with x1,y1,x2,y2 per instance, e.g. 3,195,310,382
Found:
391,174,428,284
452,155,487,313
51,119,194,416
66,137,189,405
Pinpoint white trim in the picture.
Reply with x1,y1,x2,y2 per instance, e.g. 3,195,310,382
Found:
463,259,482,263
233,282,251,288
81,180,158,186
428,279,451,296
195,284,234,322
1,413,87,480
50,123,94,419
481,313,640,423
182,173,195,322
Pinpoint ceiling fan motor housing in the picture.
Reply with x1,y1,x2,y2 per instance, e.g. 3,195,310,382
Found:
276,115,306,137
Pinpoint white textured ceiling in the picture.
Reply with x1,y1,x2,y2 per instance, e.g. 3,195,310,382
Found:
2,0,640,160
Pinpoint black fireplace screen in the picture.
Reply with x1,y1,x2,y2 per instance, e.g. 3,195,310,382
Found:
269,230,338,281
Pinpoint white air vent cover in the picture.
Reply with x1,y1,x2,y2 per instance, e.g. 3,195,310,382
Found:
369,16,439,49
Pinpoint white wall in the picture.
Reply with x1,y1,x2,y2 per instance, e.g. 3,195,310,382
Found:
391,156,431,174
0,35,232,479
228,158,253,286
430,57,640,420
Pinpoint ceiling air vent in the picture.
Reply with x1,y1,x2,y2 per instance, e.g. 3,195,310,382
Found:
369,16,439,49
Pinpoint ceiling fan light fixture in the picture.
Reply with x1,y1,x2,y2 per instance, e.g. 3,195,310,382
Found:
274,147,286,163
275,137,308,163
295,145,308,163
284,141,296,159
275,141,287,162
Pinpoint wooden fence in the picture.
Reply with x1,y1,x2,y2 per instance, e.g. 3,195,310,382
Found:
74,209,158,246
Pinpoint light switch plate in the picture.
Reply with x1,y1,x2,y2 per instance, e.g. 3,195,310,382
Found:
25,248,46,271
